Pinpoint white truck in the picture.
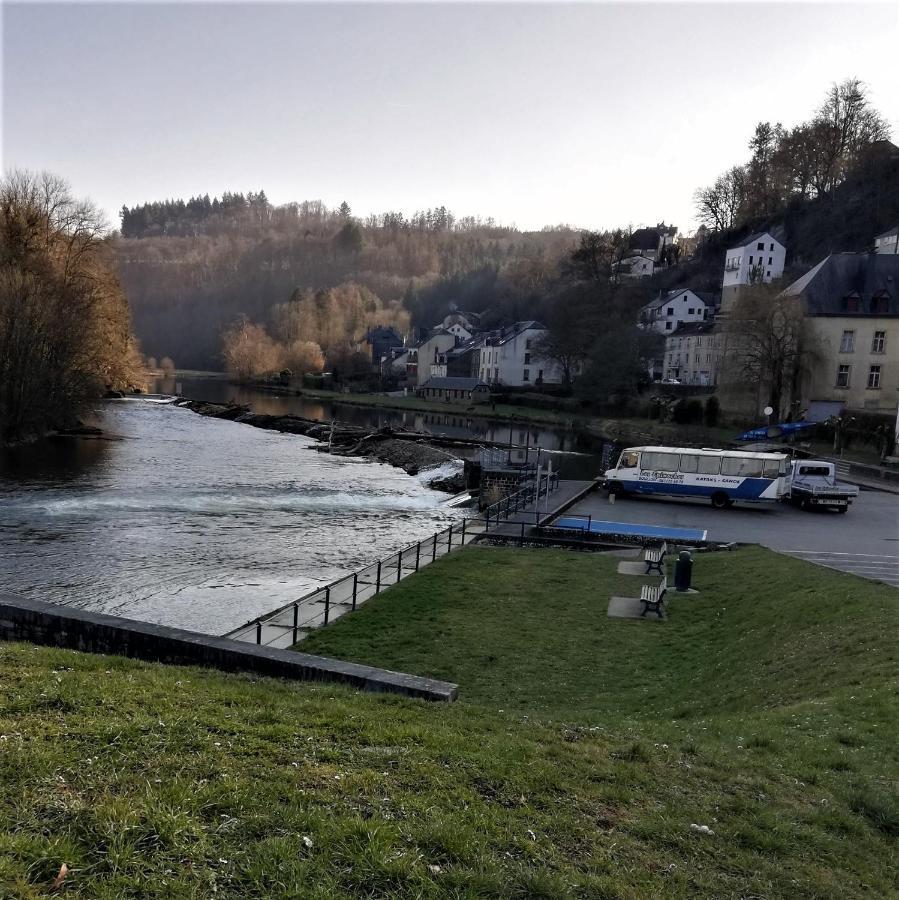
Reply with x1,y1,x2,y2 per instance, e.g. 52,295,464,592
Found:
785,460,859,513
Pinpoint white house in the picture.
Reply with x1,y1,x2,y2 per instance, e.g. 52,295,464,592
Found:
408,331,457,388
440,311,480,340
639,289,715,334
874,224,899,255
474,321,564,387
611,253,655,280
722,231,786,307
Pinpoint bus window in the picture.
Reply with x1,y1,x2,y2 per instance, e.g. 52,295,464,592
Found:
722,456,764,477
641,452,679,472
765,460,787,477
679,454,700,473
618,451,639,469
697,455,721,475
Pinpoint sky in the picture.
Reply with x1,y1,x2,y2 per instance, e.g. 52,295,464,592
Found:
3,1,898,233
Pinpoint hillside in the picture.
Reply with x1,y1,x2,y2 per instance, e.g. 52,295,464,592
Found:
2,546,897,898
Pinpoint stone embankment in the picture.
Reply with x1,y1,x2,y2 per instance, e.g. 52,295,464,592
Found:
175,399,466,492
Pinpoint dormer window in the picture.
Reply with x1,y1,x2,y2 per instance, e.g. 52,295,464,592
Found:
871,292,889,314
843,293,861,313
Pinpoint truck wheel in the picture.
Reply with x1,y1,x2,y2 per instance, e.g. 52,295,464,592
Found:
836,506,848,514
711,492,732,509
608,481,627,498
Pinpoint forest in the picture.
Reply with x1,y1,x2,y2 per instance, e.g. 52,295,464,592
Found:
0,172,140,444
112,79,895,389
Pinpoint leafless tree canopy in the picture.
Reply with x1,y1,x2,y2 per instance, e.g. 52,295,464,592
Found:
0,170,139,443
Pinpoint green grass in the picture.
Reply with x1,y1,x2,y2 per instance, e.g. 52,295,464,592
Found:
2,547,898,897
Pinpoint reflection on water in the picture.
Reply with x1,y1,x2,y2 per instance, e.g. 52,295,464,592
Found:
0,400,462,634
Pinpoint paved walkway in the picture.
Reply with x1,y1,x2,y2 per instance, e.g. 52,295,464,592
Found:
562,488,899,588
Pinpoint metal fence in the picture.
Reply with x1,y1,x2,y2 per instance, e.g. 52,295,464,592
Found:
225,474,562,651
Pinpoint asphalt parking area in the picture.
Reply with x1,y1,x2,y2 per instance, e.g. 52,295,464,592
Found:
564,488,899,588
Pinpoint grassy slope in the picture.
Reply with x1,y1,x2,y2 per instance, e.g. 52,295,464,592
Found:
2,547,897,898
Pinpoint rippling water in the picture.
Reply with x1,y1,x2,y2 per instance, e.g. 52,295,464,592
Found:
0,400,461,634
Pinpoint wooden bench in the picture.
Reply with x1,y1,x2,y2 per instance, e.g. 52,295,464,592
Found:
640,576,667,619
644,541,668,575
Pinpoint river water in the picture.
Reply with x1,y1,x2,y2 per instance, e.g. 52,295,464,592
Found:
0,376,609,635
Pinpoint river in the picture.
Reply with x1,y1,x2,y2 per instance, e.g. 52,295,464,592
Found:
0,376,611,635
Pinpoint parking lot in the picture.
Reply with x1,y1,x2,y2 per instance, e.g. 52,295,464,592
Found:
565,487,899,588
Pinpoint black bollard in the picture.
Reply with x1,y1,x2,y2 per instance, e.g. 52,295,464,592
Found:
674,550,693,592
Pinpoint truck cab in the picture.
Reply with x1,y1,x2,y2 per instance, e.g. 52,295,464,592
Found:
786,460,859,512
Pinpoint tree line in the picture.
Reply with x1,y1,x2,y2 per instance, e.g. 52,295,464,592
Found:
0,171,140,444
694,78,890,233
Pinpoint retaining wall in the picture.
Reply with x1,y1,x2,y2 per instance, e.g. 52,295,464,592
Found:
0,592,457,702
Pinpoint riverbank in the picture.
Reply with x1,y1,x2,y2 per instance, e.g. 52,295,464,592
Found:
2,546,896,897
177,399,467,492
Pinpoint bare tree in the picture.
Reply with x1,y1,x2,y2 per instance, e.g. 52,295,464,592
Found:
693,166,747,233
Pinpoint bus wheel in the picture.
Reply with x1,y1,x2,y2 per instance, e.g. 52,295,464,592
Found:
608,481,626,498
711,492,732,509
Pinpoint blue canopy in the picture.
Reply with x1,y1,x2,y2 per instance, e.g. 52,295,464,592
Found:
735,422,817,442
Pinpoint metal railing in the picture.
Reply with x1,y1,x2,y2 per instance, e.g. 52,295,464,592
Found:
226,474,563,650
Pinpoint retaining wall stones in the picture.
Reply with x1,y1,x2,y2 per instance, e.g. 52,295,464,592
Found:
0,593,457,702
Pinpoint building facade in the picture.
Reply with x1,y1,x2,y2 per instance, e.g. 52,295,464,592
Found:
639,289,714,334
782,253,899,414
662,321,724,386
874,224,899,255
722,231,786,308
473,322,564,387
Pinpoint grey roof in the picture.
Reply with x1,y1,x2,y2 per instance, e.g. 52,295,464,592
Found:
876,223,899,240
642,289,715,312
729,230,783,251
782,253,899,316
669,321,720,338
420,377,489,391
479,321,545,347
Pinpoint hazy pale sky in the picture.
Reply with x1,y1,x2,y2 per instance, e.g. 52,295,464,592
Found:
3,1,898,233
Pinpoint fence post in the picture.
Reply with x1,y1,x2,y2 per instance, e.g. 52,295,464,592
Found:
396,552,402,583
448,524,453,551
461,518,467,544
292,603,299,643
351,573,358,611
415,541,421,571
256,620,262,644
376,560,381,594
324,587,330,625
432,533,437,562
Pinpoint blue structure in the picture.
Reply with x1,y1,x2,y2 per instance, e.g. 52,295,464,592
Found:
735,422,817,442
554,517,708,542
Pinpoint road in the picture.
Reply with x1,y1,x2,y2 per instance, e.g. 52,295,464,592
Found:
565,487,899,588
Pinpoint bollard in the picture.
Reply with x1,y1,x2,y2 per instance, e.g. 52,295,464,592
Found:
324,586,331,624
376,560,381,594
256,620,262,644
351,573,358,611
674,550,693,592
609,492,616,505
292,603,299,643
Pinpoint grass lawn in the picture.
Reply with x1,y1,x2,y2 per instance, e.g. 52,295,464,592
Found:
2,547,898,898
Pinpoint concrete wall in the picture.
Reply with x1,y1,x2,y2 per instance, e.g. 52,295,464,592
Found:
0,593,457,702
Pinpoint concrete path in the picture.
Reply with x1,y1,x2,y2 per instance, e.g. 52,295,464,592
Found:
564,488,899,588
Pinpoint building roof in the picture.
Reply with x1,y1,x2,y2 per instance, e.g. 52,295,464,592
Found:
477,321,546,347
420,376,489,391
782,253,899,317
875,223,899,240
728,230,784,252
641,289,715,312
668,321,720,338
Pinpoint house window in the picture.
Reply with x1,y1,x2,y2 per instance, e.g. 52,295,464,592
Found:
688,308,695,315
872,295,889,314
844,294,861,313
836,364,851,388
749,255,754,265
769,243,774,250
766,271,771,278
665,322,673,330
525,339,531,350
872,331,886,353
840,330,855,353
867,365,881,389
538,369,544,380
667,308,674,316
524,353,531,365
757,242,765,251
768,257,773,265
523,369,530,382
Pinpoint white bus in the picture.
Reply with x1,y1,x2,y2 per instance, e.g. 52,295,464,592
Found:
603,445,789,509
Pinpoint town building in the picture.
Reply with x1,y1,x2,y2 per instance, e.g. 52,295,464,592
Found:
407,331,457,388
639,289,715,334
782,253,899,415
611,252,654,279
417,376,491,404
364,325,405,369
874,224,899,255
721,231,786,308
472,322,564,388
662,321,725,386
